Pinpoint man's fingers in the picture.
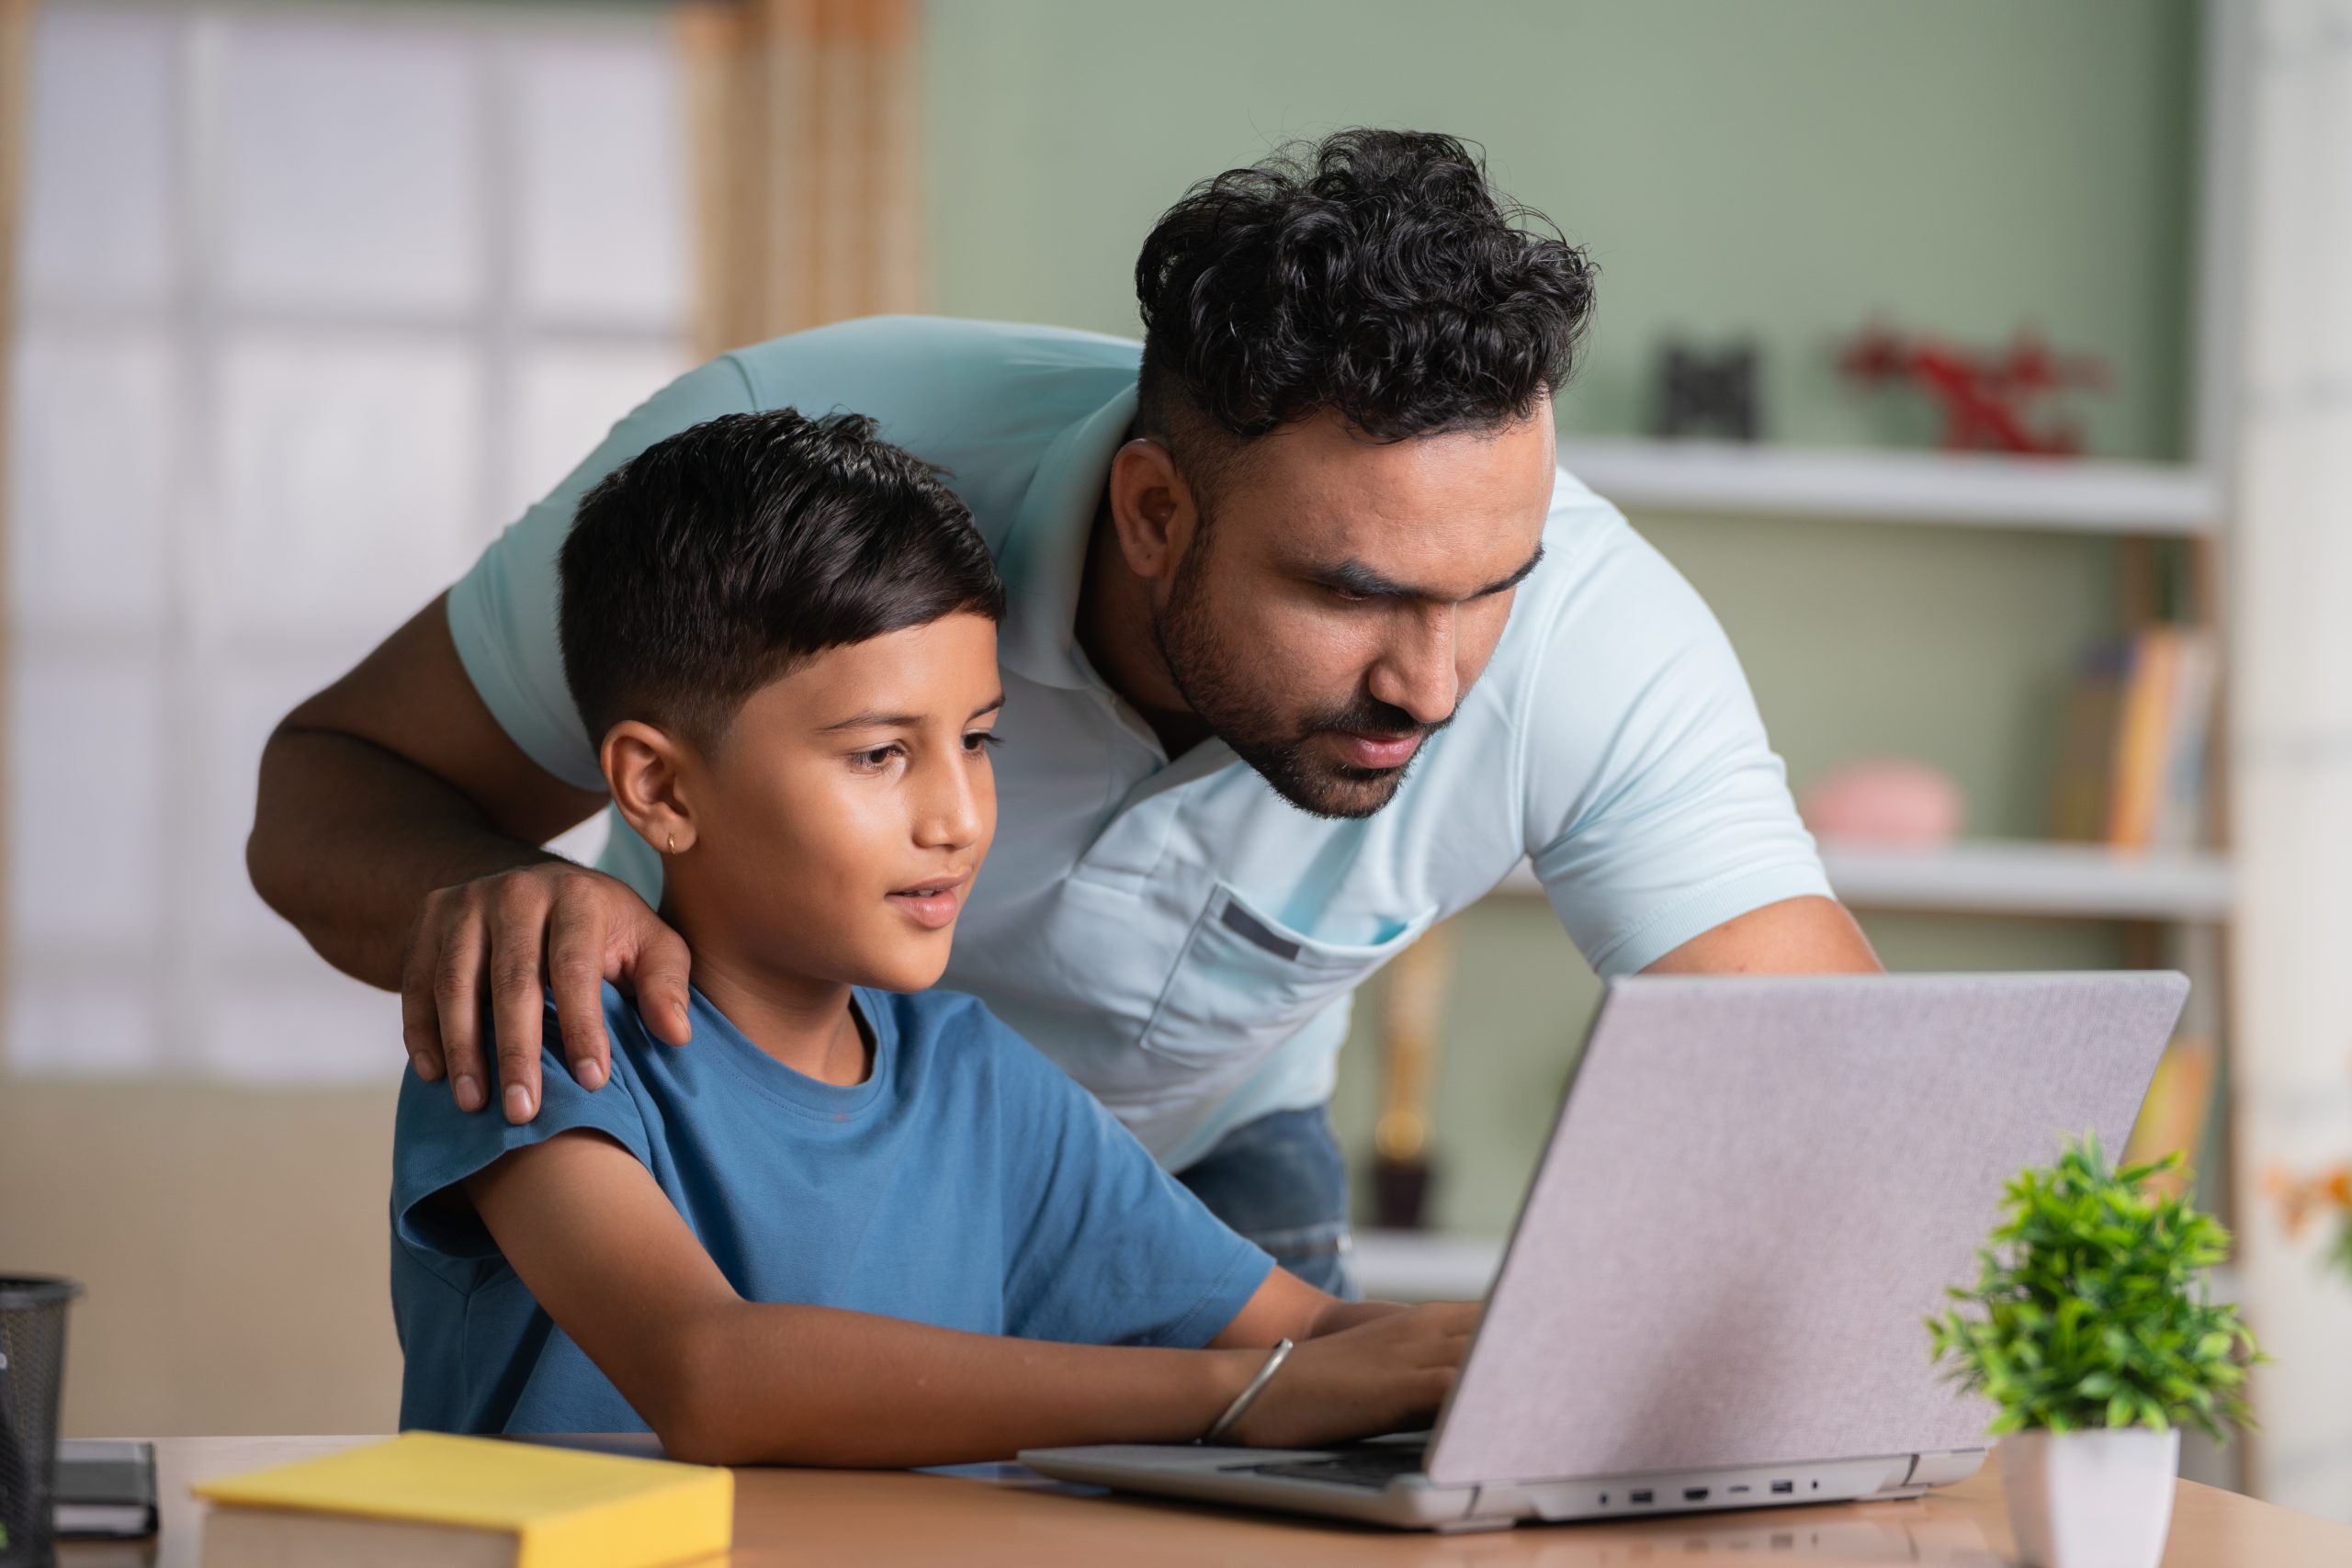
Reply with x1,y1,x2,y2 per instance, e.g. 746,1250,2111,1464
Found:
545,895,613,1092
399,917,447,1083
431,908,492,1113
628,923,695,1046
407,863,685,1112
488,886,553,1123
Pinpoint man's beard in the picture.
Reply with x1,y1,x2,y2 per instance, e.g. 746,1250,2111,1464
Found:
1150,538,1450,820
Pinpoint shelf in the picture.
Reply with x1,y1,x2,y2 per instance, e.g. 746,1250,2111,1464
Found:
1555,436,2222,536
1353,1233,2242,1308
1352,1230,1505,1302
1819,840,2233,920
1498,840,2233,921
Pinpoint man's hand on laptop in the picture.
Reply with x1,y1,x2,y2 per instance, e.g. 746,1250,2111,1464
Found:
401,862,694,1123
1226,1301,1479,1450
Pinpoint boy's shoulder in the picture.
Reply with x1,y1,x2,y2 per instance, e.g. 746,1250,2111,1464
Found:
577,979,676,1077
864,984,1011,1056
863,987,1069,1091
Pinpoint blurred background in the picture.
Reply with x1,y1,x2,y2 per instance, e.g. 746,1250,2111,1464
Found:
2,0,2348,1523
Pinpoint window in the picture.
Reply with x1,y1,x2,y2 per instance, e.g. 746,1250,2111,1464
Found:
8,2,689,1077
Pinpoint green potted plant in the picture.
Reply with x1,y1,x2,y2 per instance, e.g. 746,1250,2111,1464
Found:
1928,1135,2260,1568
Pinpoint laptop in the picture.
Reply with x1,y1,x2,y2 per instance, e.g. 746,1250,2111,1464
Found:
1023,970,2188,1531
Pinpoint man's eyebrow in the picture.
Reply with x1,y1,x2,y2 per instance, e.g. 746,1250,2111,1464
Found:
1315,544,1545,603
1478,545,1547,597
819,694,1006,733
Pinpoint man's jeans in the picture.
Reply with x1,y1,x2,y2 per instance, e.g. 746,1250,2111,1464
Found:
1176,1107,1360,1300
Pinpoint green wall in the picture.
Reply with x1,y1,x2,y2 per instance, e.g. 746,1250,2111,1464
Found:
926,0,2197,1234
929,0,2195,457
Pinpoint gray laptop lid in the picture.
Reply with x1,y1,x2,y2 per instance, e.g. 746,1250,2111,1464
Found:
1426,971,2188,1488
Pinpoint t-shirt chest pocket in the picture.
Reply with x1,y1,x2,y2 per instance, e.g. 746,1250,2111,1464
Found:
1138,882,1439,1101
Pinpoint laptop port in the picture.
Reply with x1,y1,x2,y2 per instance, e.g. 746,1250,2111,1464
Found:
1629,1489,1654,1505
1683,1487,1710,1502
1770,1480,1794,1495
1728,1484,1750,1495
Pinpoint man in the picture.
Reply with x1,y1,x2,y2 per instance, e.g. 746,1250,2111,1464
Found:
249,129,1876,1297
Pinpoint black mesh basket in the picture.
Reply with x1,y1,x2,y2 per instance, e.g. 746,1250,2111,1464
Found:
0,1277,81,1568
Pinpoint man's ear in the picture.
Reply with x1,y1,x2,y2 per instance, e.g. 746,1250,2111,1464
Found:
601,721,699,856
1104,436,1200,583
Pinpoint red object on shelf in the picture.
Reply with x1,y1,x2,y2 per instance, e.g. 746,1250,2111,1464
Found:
1839,319,2109,456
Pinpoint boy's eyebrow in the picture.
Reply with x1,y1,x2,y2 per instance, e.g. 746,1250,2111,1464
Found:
820,694,1007,732
1313,544,1545,603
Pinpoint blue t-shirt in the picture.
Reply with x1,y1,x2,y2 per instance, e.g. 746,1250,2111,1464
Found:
390,983,1274,1435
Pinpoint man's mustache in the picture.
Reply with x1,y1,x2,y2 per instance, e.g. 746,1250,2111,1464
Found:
1303,694,1458,744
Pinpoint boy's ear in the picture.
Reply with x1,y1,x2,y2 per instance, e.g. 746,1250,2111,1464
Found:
1105,436,1200,584
601,721,699,856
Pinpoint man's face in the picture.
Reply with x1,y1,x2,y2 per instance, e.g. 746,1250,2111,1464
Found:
1152,410,1555,818
670,614,1002,992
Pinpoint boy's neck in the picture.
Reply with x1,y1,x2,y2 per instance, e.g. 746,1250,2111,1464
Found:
660,902,871,1087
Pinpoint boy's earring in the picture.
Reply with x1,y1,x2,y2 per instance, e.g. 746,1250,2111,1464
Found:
666,833,676,854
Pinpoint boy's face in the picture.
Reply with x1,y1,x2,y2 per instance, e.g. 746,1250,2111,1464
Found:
662,613,1002,994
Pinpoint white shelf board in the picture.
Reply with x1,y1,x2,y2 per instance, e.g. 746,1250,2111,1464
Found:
1496,840,2233,921
1354,1235,2240,1309
1555,436,2222,536
1352,1230,1506,1303
1819,840,2233,920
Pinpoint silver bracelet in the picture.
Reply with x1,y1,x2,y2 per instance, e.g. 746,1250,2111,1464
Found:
1200,1337,1295,1445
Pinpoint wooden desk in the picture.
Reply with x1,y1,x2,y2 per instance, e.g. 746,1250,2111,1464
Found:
57,1435,2352,1567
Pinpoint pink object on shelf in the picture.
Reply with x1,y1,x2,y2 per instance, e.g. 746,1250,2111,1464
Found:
1800,759,1966,847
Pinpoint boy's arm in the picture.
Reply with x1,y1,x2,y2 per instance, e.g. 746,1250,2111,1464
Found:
465,1131,1466,1465
1209,1268,1414,1347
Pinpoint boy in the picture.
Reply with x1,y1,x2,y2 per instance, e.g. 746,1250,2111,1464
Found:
390,409,1473,1465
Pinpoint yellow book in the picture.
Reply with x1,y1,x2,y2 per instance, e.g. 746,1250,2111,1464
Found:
190,1432,731,1568
2106,626,2179,850
2124,1036,2217,1199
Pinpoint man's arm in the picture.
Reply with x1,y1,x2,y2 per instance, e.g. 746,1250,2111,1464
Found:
462,1130,1471,1465
1644,894,1881,975
248,593,693,1118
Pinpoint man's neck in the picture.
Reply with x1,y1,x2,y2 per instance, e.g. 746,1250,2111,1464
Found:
659,902,869,1086
1073,492,1215,760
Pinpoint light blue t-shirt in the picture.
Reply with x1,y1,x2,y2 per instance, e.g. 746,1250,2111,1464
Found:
390,983,1272,1435
448,315,1833,1168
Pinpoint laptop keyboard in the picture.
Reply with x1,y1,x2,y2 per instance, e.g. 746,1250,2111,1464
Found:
1227,1444,1430,1489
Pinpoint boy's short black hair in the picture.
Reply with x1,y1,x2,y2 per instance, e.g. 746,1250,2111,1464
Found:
1135,128,1596,498
558,409,1004,752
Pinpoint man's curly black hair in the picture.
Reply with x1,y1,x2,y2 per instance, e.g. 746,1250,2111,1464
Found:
1134,128,1596,492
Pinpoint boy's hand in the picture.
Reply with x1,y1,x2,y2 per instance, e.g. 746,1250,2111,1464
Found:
1224,1301,1478,1450
401,862,694,1122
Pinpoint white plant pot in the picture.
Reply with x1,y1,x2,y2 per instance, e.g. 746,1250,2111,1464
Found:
1998,1427,2180,1568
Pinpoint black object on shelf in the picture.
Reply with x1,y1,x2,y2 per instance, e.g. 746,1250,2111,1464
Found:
1371,1156,1435,1232
1654,341,1762,441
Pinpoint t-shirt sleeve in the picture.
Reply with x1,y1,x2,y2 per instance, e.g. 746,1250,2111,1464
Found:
444,356,761,790
1521,508,1833,977
390,1003,654,1269
988,1013,1275,1349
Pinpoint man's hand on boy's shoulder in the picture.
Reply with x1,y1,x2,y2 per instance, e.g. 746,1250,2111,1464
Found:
401,859,695,1125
